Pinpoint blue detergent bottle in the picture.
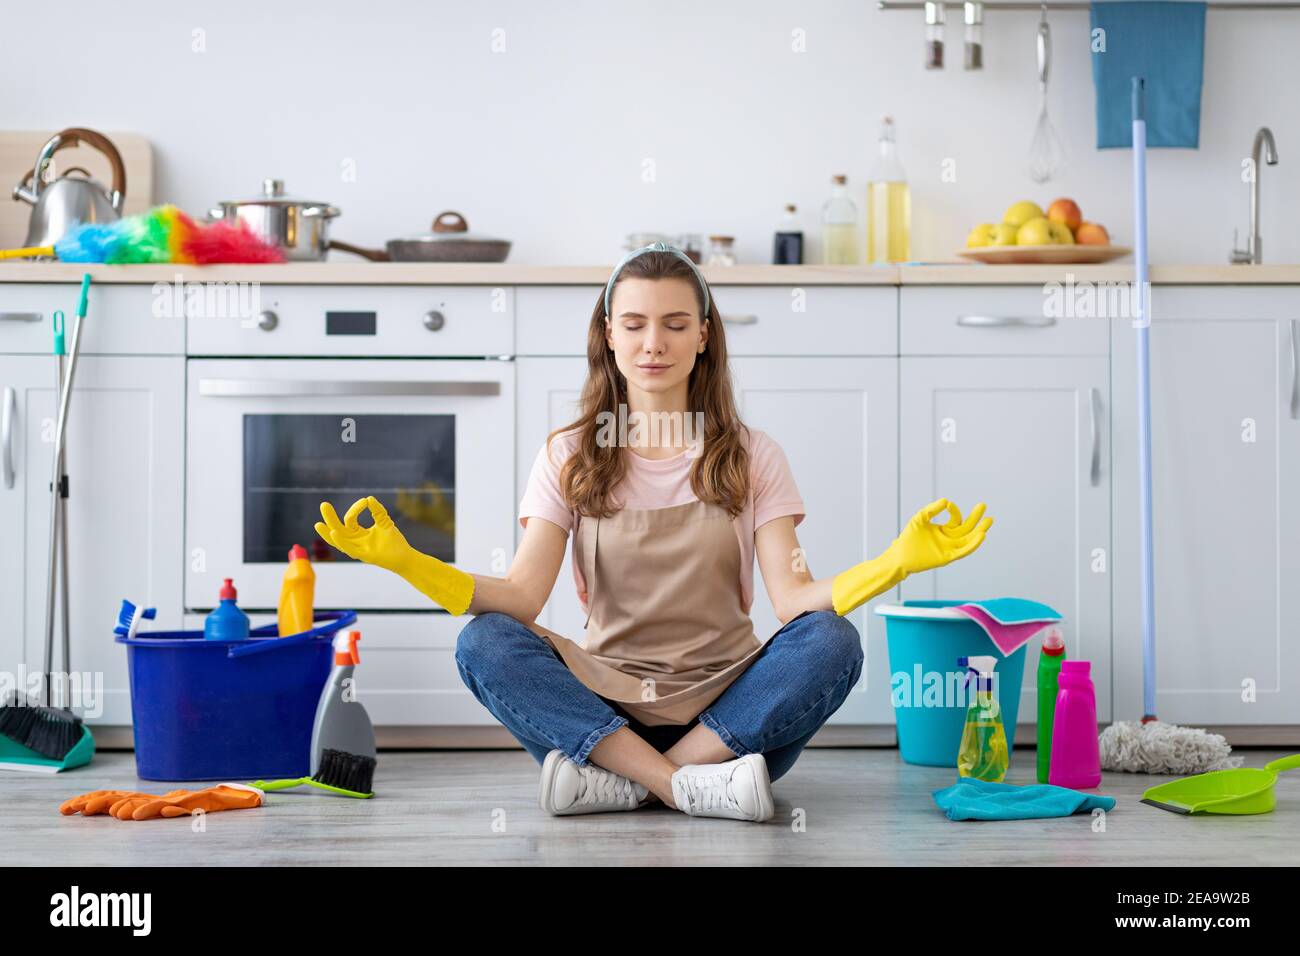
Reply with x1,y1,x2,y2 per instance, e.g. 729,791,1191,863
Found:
204,577,250,641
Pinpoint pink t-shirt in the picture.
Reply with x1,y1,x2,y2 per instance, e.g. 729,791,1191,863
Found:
518,426,805,616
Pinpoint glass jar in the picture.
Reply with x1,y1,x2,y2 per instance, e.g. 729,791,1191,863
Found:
706,235,736,266
676,233,704,263
924,1,945,70
964,2,984,71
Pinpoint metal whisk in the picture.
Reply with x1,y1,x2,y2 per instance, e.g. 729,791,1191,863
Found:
1027,4,1066,183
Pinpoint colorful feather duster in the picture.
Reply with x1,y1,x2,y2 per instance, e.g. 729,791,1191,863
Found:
0,205,286,264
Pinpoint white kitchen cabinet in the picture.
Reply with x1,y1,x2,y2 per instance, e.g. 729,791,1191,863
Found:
0,284,185,356
0,357,46,699
899,356,1112,726
729,356,900,726
1112,288,1300,725
0,354,184,726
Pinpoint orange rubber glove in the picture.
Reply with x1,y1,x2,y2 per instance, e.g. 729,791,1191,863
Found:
60,789,187,816
112,784,264,821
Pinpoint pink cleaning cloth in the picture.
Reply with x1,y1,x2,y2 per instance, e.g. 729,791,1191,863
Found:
953,604,1053,657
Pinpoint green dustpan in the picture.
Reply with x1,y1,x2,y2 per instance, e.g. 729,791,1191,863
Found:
1141,754,1300,815
0,723,95,773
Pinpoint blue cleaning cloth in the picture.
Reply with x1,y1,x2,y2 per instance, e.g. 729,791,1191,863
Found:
1090,1,1206,148
934,778,1116,821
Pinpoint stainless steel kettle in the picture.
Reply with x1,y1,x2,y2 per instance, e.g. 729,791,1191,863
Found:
12,127,127,248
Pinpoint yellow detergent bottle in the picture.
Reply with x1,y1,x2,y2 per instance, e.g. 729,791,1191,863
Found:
278,544,316,638
957,655,1009,783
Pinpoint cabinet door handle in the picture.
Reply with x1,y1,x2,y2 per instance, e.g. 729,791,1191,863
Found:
1089,386,1102,487
1290,319,1299,420
197,378,501,398
2,386,15,490
956,314,1057,328
721,314,758,325
0,312,42,323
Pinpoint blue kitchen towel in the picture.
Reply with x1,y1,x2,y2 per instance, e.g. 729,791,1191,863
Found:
1090,1,1206,148
933,778,1117,821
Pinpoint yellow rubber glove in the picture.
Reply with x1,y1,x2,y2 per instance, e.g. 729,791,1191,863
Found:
831,498,993,616
315,495,475,615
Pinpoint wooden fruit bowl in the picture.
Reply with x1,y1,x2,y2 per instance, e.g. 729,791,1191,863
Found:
957,244,1130,265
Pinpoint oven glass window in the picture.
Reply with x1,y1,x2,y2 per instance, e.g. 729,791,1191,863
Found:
244,414,455,564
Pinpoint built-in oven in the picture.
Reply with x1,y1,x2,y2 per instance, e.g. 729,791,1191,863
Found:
184,285,515,612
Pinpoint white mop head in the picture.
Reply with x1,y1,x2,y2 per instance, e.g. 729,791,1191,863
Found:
1099,720,1243,775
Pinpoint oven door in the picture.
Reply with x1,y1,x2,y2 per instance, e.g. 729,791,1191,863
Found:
186,357,514,611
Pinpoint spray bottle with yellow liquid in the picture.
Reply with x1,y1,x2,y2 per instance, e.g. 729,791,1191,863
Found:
957,654,1009,783
866,116,911,263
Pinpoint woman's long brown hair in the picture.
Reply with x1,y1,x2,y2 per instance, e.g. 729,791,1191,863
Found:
547,250,750,519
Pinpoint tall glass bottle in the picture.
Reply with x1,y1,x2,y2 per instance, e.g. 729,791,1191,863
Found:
866,116,911,264
821,175,859,264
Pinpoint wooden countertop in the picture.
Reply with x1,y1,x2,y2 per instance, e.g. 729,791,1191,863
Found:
1,262,1297,285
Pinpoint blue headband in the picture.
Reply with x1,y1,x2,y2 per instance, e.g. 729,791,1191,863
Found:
603,241,711,320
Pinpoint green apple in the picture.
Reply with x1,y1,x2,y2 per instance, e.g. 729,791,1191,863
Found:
1003,200,1045,228
1047,221,1075,244
990,223,1018,246
1016,217,1054,246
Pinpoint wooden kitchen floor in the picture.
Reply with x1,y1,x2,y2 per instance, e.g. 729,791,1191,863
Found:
6,748,1297,866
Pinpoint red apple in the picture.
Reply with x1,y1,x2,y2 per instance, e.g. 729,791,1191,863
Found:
1076,222,1110,246
1047,198,1083,233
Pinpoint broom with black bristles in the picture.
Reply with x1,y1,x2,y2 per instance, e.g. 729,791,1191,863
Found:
0,275,95,772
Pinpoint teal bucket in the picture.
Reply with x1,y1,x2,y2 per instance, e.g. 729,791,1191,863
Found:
875,600,1028,767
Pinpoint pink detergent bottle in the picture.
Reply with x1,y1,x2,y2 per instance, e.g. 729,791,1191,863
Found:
1048,660,1101,789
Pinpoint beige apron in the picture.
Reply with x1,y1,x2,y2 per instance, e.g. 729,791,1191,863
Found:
527,498,767,726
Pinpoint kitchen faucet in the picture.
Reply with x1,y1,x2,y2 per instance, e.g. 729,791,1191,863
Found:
1231,127,1279,264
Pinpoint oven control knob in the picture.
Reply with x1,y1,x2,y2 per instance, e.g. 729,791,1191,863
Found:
257,310,278,332
423,310,445,332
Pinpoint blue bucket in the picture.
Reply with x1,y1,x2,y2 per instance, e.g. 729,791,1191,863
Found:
115,610,356,782
875,601,1027,767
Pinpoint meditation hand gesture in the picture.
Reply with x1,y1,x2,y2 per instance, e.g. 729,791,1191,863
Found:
315,496,413,575
831,497,994,617
315,495,475,615
886,498,993,575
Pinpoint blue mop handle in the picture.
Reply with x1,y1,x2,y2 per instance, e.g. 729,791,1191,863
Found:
1132,77,1157,720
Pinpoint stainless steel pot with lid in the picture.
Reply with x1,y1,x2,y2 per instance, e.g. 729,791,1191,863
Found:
209,179,340,262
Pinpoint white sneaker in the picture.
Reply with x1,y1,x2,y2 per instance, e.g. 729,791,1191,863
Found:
539,749,651,815
670,753,774,822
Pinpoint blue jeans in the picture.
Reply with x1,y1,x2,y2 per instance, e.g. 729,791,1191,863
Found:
454,609,864,783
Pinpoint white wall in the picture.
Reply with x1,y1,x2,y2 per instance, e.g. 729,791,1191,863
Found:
6,0,1297,264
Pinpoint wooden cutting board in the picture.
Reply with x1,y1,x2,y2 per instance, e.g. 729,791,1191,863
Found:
0,130,153,249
